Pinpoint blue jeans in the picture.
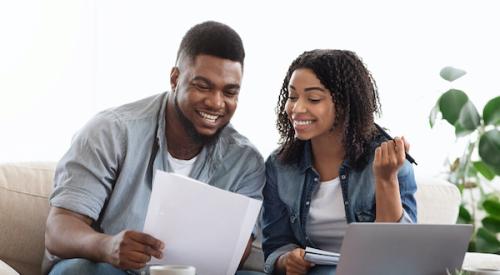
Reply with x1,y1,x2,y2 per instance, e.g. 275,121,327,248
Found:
49,258,267,275
308,265,337,275
49,258,129,275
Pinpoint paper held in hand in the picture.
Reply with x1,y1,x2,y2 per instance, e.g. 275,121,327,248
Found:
304,247,341,265
143,171,262,275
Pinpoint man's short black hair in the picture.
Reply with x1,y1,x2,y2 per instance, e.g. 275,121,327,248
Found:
176,21,245,66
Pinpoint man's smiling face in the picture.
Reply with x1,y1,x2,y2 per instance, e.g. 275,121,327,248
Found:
170,54,242,143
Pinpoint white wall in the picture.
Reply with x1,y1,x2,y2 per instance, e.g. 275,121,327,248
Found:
1,0,499,178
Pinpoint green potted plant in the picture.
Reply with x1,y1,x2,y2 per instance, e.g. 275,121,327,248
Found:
430,66,500,253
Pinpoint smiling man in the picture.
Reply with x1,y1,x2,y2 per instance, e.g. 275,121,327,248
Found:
44,21,265,275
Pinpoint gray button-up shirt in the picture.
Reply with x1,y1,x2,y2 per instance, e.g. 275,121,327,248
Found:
49,91,265,242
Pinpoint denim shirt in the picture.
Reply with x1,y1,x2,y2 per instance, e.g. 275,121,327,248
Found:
46,92,265,272
261,139,417,274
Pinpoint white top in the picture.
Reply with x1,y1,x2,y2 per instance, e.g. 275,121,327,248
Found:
306,177,348,252
167,151,198,177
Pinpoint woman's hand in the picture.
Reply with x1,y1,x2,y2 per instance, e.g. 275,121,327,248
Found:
373,137,408,182
277,248,314,275
373,136,409,222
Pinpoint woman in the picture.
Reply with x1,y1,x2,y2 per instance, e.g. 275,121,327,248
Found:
261,49,417,275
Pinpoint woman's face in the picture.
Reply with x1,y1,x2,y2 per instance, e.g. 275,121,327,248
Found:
285,68,336,141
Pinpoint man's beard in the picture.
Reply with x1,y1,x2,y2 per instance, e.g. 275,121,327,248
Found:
173,94,226,146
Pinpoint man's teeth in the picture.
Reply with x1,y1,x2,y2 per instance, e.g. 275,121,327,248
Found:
294,120,313,125
199,111,218,121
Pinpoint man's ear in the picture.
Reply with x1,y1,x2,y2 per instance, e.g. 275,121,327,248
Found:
170,67,180,92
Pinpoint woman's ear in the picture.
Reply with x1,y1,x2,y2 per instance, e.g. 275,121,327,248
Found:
170,67,180,92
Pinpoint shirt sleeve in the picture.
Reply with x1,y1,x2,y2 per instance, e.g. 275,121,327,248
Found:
233,148,266,237
397,160,418,223
50,111,126,221
261,155,301,274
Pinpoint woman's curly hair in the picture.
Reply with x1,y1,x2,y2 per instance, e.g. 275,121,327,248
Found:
276,49,381,169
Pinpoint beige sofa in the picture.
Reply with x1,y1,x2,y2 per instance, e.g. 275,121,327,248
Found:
1,162,499,275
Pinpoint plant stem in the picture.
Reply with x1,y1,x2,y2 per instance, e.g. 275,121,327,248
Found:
463,136,478,231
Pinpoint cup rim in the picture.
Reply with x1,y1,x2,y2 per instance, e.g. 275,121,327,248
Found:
149,265,196,271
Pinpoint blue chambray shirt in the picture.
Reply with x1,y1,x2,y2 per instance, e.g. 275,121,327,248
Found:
261,139,417,274
48,92,265,258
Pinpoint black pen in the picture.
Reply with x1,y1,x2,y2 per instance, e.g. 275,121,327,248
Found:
374,123,418,165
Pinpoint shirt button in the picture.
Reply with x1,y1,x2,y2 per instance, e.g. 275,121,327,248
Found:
314,178,318,182
341,175,346,180
306,201,310,205
344,201,349,206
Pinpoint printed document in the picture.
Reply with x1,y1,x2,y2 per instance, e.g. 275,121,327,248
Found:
143,171,262,275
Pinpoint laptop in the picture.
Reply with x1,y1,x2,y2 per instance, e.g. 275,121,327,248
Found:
336,223,473,275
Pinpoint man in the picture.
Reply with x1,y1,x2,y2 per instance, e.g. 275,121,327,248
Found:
44,21,265,274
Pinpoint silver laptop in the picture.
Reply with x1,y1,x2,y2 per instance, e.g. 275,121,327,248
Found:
336,223,473,275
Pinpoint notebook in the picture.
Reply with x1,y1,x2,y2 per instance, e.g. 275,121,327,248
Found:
335,223,473,275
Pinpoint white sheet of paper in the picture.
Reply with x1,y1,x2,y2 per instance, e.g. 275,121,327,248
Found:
143,171,262,275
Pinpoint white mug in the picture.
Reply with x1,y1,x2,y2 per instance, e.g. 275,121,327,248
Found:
462,268,500,275
149,265,196,275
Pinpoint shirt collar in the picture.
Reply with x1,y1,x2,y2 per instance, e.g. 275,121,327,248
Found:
298,141,314,172
297,140,352,172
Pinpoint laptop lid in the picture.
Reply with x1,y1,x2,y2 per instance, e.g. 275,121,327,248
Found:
336,223,473,275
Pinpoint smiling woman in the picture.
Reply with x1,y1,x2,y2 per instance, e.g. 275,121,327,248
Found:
261,49,417,275
286,68,337,141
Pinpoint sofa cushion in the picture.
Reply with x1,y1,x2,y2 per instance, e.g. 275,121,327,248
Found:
0,162,55,275
415,177,461,224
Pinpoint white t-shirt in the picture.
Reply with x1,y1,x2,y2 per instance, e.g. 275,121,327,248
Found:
167,151,198,177
306,177,348,252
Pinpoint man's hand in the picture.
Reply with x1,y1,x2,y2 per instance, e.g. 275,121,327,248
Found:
104,230,164,270
45,207,164,270
277,248,314,275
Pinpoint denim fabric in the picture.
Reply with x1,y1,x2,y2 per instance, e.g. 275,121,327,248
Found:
46,92,265,272
235,271,266,275
308,265,337,275
49,259,264,275
49,258,129,275
261,139,417,274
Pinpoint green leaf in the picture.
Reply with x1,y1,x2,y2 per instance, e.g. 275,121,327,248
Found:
475,227,500,253
457,204,472,224
468,238,476,252
482,216,500,233
439,89,468,126
473,161,495,180
440,66,467,82
429,102,439,128
483,198,500,218
483,96,500,126
454,121,474,137
457,100,480,130
479,130,500,175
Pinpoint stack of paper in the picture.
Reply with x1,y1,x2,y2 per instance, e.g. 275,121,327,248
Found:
303,247,340,265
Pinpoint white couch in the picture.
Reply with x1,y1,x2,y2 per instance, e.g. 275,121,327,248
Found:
1,162,499,275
